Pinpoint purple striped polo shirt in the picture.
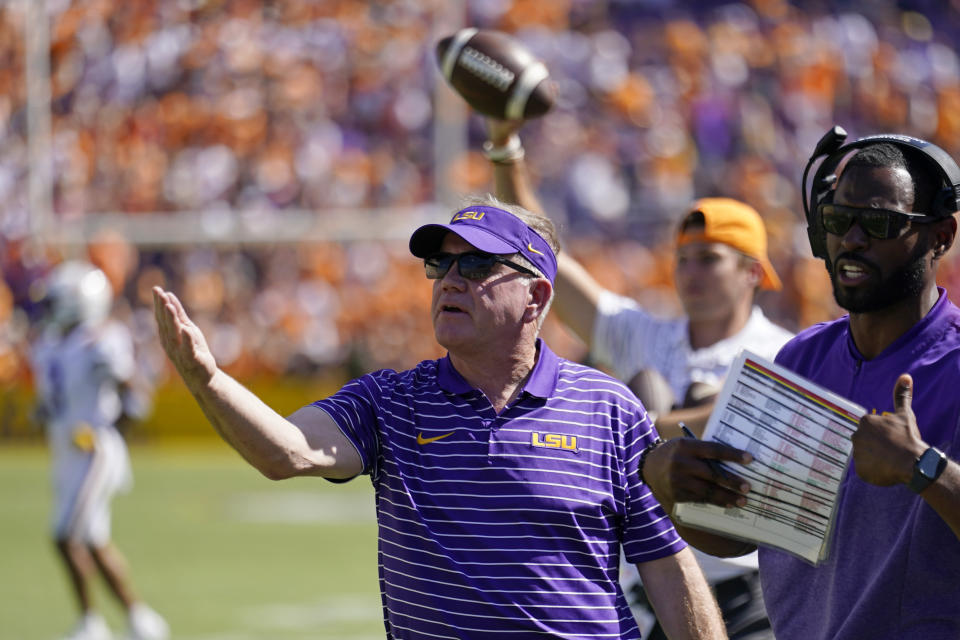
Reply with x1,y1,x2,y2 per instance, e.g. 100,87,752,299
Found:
313,339,686,639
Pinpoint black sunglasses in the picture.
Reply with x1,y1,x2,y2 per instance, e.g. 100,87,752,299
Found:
818,203,938,240
424,251,538,281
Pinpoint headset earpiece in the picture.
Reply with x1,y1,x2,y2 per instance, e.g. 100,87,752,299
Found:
802,126,848,259
806,195,829,260
932,186,960,219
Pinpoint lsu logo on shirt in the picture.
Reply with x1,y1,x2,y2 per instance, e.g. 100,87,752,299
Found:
451,210,485,222
531,432,578,453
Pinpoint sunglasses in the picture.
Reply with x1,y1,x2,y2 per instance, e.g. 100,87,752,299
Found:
424,251,538,281
818,203,937,240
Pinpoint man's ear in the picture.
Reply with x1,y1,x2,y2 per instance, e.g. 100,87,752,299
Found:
932,215,958,259
525,278,553,323
747,259,764,288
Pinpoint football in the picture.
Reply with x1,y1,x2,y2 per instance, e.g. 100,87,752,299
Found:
436,28,556,120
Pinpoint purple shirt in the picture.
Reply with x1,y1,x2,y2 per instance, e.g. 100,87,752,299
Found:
314,339,685,639
763,288,960,639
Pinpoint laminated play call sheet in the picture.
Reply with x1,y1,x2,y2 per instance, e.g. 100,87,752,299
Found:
673,351,865,564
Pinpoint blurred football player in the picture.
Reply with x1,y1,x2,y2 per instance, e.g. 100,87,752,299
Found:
30,261,169,640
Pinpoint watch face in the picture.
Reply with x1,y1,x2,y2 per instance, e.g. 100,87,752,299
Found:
918,448,944,479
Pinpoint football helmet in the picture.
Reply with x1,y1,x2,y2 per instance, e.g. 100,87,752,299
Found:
42,261,112,331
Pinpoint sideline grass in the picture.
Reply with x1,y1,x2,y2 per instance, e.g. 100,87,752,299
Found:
0,443,383,640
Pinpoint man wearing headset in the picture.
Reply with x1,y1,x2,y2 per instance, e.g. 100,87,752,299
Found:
644,129,960,639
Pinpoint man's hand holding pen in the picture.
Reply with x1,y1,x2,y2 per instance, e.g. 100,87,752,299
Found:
642,432,754,513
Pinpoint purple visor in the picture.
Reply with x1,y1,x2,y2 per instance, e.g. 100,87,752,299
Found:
409,205,557,283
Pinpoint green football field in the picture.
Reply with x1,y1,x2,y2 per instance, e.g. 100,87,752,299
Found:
0,443,384,640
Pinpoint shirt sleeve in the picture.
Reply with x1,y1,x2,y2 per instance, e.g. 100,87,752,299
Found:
592,291,650,379
29,341,53,412
311,371,388,478
620,407,687,564
97,323,136,384
745,309,796,361
592,290,674,381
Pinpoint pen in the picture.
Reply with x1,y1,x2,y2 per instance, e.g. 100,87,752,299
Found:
679,422,727,478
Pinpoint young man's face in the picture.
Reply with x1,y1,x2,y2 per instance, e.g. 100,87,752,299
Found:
429,233,536,354
674,241,759,323
824,165,932,313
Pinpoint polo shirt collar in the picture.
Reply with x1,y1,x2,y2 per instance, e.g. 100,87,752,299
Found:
437,354,473,394
524,339,560,398
437,338,560,399
844,286,950,364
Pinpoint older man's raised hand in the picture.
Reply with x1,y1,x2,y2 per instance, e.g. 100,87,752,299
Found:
152,286,217,389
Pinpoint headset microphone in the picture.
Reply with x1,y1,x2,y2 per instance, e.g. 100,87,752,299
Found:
812,126,848,159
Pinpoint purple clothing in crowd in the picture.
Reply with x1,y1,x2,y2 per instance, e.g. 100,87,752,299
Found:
762,288,960,639
313,339,685,639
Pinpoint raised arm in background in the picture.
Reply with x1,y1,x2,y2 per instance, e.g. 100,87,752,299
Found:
487,118,604,347
485,119,714,437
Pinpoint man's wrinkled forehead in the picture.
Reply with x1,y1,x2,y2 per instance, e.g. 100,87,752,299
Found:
835,164,915,210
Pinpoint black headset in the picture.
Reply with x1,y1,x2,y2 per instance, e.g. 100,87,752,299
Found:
801,125,960,259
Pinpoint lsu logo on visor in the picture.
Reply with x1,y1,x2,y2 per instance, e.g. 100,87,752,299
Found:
531,432,578,453
451,210,485,222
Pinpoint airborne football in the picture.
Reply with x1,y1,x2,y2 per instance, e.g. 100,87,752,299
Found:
436,28,556,120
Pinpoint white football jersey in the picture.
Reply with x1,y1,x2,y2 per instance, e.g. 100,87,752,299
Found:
31,321,136,454
592,290,794,402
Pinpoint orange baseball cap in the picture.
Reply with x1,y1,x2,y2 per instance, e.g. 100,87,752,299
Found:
676,197,782,291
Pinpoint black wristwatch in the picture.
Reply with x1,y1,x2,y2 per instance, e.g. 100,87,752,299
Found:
908,446,948,494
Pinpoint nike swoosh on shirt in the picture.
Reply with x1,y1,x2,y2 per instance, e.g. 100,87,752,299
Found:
417,431,454,445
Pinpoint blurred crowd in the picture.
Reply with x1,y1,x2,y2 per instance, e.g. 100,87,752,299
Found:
4,0,960,422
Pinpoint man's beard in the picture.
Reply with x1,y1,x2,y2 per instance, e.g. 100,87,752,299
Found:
826,243,928,313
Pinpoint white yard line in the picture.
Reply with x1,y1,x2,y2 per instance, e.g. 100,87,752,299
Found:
224,490,376,524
